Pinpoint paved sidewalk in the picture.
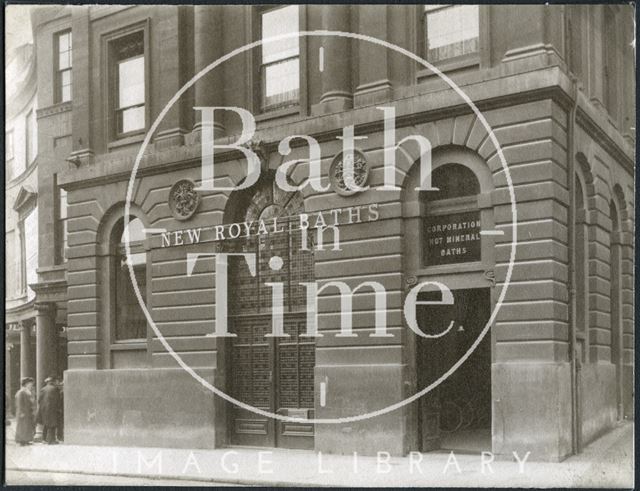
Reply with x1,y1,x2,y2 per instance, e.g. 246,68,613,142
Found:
5,421,634,487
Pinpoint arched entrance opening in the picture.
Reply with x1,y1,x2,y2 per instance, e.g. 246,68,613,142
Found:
225,175,315,449
403,148,495,454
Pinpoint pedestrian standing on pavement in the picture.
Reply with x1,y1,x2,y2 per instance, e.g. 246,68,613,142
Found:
15,377,35,446
37,376,61,444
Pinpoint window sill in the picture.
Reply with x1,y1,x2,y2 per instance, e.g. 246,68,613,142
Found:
108,132,145,151
110,341,146,351
37,264,67,273
36,100,72,118
416,55,480,81
416,261,485,276
255,105,301,124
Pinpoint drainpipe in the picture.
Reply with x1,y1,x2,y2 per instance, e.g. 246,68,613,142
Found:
567,74,579,455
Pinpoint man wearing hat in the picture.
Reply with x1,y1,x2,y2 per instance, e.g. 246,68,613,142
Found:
37,376,61,444
15,377,35,446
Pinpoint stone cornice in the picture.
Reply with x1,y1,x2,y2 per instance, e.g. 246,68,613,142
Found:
37,101,72,119
575,106,635,176
60,66,634,190
30,280,68,296
5,298,36,323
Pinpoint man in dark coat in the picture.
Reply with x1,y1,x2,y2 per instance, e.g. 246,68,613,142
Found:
37,376,61,444
15,377,35,446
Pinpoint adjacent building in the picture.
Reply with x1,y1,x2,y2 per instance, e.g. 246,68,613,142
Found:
30,4,634,461
5,41,43,412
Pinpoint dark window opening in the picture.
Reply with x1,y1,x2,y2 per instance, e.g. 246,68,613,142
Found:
112,217,147,341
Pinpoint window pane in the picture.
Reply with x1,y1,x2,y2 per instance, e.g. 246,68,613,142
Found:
424,163,480,201
61,69,71,88
60,188,68,220
6,232,18,296
24,207,38,301
427,5,479,62
118,56,145,108
119,105,145,134
59,50,71,70
261,5,299,64
57,31,72,71
62,83,72,103
58,188,68,262
262,58,300,110
115,256,147,340
26,110,37,164
6,131,13,159
59,32,70,52
60,69,72,102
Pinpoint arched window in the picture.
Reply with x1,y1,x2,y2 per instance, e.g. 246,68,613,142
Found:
111,216,147,342
421,163,482,266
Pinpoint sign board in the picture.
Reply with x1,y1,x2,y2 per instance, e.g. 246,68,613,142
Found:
423,211,481,265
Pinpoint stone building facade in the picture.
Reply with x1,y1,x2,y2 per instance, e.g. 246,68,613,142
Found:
30,4,634,461
4,41,50,410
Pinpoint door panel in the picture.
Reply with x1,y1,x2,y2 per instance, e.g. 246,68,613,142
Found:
275,315,315,449
228,314,315,448
229,316,275,447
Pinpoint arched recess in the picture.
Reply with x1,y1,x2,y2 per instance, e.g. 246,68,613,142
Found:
608,182,630,419
611,183,632,419
96,203,151,369
223,171,315,449
573,171,589,363
402,146,495,453
574,153,596,363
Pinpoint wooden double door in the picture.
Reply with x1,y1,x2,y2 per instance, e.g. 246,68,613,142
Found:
225,178,316,448
228,313,315,449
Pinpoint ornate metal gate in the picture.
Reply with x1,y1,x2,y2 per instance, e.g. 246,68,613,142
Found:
227,179,315,448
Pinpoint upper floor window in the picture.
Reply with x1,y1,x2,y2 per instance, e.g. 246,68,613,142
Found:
55,30,72,103
112,216,147,341
260,5,300,111
421,163,481,266
6,130,14,161
25,109,37,164
6,231,19,298
111,31,145,136
22,206,38,301
6,130,15,181
603,7,619,123
56,185,68,264
424,5,479,64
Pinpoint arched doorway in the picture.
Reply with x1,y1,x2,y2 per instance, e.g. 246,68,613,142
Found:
403,148,496,454
226,176,315,449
